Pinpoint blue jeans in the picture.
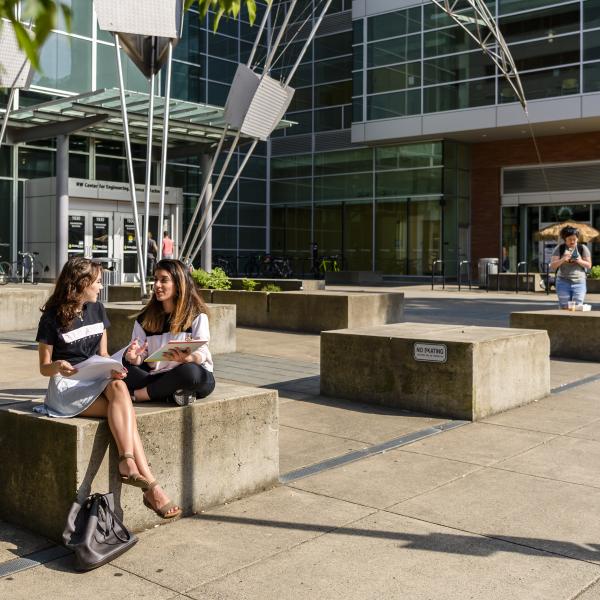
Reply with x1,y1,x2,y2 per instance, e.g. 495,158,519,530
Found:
556,277,586,308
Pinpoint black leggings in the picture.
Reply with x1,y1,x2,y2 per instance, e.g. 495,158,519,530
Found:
124,362,215,401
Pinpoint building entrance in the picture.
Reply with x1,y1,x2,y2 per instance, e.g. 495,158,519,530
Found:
24,177,183,280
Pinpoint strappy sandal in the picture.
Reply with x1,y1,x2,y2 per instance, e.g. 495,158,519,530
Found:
119,453,151,489
142,481,182,520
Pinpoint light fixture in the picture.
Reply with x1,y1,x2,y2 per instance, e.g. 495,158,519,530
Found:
547,29,555,43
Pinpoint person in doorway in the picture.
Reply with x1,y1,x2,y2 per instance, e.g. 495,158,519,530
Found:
501,246,510,272
36,257,181,520
162,231,174,259
549,225,591,308
147,232,158,276
123,259,215,406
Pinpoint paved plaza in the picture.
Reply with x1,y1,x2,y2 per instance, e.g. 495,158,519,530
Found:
3,285,600,598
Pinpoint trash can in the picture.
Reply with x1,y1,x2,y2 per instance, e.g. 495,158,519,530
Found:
478,258,498,289
98,258,121,302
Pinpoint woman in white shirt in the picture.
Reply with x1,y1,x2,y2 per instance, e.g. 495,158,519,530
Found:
124,259,215,406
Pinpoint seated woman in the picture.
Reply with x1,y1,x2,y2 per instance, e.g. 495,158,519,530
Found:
124,259,215,406
36,257,181,519
549,225,592,308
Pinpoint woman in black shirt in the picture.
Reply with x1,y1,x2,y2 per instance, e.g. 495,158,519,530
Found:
37,257,181,520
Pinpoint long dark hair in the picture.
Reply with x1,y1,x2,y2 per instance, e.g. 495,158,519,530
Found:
139,259,208,334
41,257,102,328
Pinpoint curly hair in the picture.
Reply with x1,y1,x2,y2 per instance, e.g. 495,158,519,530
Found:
41,257,102,329
139,259,208,334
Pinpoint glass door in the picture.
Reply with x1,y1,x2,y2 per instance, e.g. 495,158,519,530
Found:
91,213,112,260
68,214,86,258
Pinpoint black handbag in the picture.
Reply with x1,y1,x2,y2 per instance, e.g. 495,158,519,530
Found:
62,492,138,571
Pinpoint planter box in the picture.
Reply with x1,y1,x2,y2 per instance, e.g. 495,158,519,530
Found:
586,278,600,293
227,278,325,292
104,302,236,355
212,290,270,328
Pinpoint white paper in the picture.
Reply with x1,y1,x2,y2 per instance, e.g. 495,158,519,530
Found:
68,355,125,381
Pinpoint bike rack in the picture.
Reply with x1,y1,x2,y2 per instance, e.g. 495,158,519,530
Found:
515,261,528,294
431,259,445,290
457,260,471,292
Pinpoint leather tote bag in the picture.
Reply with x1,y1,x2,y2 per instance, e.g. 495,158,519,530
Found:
63,492,138,571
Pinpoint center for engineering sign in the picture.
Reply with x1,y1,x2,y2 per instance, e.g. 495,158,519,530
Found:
413,342,448,363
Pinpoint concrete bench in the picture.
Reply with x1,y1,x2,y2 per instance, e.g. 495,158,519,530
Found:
0,285,52,332
0,382,278,542
320,323,550,421
104,302,236,355
208,290,404,334
510,310,600,360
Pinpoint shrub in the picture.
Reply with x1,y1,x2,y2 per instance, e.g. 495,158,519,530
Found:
242,278,258,291
192,267,231,290
589,265,600,280
261,283,282,293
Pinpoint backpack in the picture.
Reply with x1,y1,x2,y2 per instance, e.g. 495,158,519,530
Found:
558,243,585,260
556,243,588,274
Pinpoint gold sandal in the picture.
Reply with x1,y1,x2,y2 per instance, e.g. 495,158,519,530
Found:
142,481,182,520
119,453,151,489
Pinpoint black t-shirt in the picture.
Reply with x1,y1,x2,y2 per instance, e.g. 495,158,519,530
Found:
36,302,111,365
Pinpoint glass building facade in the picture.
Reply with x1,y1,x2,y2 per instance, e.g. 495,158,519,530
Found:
3,0,600,275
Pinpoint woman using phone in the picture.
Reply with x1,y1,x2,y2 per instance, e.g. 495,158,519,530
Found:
37,257,181,519
549,225,592,308
124,259,215,406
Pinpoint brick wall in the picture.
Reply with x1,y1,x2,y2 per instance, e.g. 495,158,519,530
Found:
470,131,600,266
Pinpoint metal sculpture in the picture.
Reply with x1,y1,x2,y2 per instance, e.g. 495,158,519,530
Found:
429,0,527,111
0,19,34,148
94,0,185,294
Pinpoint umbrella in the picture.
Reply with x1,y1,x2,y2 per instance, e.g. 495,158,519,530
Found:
535,221,600,243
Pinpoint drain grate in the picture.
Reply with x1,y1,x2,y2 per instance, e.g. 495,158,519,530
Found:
0,546,71,578
280,420,469,484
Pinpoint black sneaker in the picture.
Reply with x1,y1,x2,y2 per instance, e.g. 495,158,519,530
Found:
173,389,196,406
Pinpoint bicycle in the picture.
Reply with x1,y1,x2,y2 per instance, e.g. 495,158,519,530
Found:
260,255,293,279
241,254,262,277
0,249,46,285
318,255,342,276
212,255,235,276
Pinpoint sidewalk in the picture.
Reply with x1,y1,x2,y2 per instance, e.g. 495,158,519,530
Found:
3,289,600,598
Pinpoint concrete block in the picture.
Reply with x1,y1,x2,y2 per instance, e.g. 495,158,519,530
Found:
269,291,404,334
107,284,143,303
510,310,600,360
212,290,270,328
0,382,279,542
325,271,384,285
320,323,550,421
0,286,52,332
104,302,236,355
487,273,542,292
199,288,213,303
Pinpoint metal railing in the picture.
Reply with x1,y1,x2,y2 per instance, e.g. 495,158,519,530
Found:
431,259,445,290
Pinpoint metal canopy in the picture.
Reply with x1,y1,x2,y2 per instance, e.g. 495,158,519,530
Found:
4,87,293,147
